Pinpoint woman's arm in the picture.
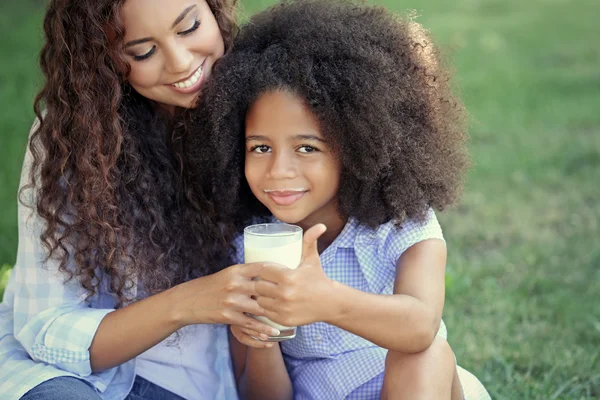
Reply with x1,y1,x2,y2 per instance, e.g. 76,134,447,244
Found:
229,329,292,400
14,146,278,375
89,264,280,372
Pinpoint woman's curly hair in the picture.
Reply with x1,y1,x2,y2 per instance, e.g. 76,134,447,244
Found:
184,0,469,229
23,0,238,307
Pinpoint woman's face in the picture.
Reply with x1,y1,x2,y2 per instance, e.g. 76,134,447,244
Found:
121,0,225,108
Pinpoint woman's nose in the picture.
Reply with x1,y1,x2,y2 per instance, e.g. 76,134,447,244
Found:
164,40,194,75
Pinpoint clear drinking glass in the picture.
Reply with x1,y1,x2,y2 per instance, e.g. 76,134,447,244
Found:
244,223,303,341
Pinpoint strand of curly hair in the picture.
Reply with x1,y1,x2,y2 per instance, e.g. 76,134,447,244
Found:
23,0,238,307
184,0,469,231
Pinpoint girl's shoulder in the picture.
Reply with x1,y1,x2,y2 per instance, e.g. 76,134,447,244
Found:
354,209,445,266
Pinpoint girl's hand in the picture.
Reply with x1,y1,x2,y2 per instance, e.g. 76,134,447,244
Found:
174,263,280,338
255,224,335,327
230,325,275,349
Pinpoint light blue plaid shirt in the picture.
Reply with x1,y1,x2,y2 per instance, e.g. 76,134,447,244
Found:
0,147,238,400
234,210,445,399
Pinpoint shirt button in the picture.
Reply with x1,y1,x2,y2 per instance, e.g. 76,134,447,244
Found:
314,334,323,343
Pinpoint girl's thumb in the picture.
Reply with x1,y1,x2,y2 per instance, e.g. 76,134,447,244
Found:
302,223,327,261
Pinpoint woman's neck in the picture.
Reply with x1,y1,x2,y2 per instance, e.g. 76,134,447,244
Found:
153,101,178,119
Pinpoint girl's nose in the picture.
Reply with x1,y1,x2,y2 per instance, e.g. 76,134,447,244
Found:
267,151,297,180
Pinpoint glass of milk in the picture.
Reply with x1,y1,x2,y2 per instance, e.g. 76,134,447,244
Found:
244,223,303,342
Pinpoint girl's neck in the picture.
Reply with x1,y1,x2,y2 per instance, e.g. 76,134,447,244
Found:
297,208,347,254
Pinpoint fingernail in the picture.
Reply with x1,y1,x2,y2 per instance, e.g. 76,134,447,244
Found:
266,343,274,348
271,328,280,336
259,333,269,340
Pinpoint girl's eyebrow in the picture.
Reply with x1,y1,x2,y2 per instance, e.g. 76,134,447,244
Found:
246,135,269,142
124,5,197,48
294,134,326,142
245,134,326,142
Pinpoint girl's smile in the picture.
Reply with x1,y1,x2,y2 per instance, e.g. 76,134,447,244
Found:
264,189,308,206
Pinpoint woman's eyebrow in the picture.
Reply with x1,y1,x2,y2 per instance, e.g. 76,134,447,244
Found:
125,37,152,48
124,5,197,48
171,5,197,29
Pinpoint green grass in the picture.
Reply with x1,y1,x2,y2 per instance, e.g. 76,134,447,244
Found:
0,1,45,268
1,0,599,398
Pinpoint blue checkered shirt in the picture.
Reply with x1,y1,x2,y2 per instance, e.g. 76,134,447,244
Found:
234,210,445,399
0,146,238,400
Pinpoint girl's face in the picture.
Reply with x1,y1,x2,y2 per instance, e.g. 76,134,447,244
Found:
121,0,225,108
245,90,342,230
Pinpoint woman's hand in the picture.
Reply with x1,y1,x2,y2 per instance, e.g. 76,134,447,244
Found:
230,325,275,349
173,263,280,337
255,224,336,327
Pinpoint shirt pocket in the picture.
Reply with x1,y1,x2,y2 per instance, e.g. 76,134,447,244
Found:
281,321,332,359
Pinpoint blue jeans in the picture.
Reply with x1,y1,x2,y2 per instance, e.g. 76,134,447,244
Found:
20,376,185,400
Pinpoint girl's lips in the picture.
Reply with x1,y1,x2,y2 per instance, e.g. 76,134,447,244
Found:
266,191,307,206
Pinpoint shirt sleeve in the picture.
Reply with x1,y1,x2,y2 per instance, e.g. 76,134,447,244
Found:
384,208,445,267
10,128,125,389
231,233,245,265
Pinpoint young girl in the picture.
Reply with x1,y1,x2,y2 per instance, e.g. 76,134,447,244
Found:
184,0,490,399
0,1,278,399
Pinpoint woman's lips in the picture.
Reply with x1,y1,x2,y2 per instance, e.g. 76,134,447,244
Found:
168,62,205,94
266,190,307,206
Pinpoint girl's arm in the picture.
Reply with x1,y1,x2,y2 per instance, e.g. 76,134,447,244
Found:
229,328,293,400
325,238,446,353
256,225,446,354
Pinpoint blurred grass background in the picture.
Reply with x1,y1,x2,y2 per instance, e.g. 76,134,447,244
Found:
1,0,599,398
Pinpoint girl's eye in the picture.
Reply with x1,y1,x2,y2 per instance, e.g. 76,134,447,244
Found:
132,46,156,61
178,19,201,36
250,145,272,154
297,145,319,153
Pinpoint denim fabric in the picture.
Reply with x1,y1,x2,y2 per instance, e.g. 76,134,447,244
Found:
124,376,185,400
20,376,185,400
20,377,101,400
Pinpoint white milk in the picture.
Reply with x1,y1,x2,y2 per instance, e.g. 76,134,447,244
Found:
245,235,302,330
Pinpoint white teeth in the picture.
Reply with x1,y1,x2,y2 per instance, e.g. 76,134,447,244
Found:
172,65,203,89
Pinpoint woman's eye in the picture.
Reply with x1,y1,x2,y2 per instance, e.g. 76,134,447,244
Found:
298,145,318,153
251,145,271,154
132,46,156,61
178,19,201,36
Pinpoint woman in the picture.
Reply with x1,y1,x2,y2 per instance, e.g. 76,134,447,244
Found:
0,0,274,399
